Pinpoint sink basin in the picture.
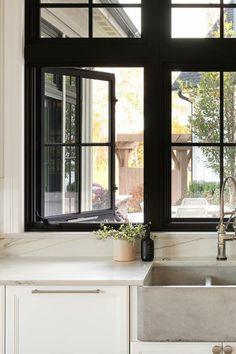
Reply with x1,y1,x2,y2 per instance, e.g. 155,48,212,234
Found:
138,264,236,342
150,264,236,286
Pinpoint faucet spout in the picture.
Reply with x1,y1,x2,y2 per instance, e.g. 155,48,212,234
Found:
217,176,236,260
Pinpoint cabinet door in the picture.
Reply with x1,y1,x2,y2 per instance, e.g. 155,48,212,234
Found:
6,285,129,354
131,342,222,354
223,343,236,354
0,286,4,354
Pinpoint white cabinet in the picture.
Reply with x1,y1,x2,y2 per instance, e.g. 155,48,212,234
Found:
131,342,223,354
0,286,4,354
6,285,129,354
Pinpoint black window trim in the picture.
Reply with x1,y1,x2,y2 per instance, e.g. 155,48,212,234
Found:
25,0,236,232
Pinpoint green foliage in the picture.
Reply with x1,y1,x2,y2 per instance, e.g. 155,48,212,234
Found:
189,181,219,195
179,71,236,177
94,223,147,243
188,181,220,204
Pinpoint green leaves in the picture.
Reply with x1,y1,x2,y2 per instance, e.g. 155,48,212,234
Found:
94,223,147,243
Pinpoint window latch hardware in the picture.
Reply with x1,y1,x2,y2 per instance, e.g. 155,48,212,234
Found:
35,211,50,225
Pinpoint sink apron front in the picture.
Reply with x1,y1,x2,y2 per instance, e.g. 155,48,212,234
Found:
138,286,236,342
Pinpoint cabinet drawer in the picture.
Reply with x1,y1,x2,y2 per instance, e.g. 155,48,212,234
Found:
6,285,129,354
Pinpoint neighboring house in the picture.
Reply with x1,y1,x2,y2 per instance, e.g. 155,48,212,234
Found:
41,0,140,39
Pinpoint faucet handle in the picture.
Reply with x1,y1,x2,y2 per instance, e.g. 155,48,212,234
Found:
212,345,222,354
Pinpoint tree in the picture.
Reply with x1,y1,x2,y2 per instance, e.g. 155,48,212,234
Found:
179,71,236,178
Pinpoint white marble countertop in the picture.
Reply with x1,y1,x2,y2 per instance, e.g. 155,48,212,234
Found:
0,257,153,285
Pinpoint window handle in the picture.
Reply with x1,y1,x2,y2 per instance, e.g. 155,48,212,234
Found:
223,346,233,354
35,211,50,225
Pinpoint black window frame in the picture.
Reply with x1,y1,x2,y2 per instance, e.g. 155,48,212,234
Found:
40,67,116,224
25,0,236,232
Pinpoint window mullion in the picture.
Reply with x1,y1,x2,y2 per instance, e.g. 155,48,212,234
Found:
220,71,224,188
89,0,93,38
77,76,82,214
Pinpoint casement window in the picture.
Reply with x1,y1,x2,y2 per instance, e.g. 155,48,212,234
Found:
25,0,236,231
40,67,117,224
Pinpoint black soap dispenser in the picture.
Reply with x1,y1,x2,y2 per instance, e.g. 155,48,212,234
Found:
141,222,154,261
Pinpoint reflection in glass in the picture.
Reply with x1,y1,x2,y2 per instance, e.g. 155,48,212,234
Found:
94,0,141,2
82,79,109,143
40,8,89,38
93,8,141,37
44,147,79,217
81,147,111,212
224,8,236,38
171,8,220,38
172,0,220,3
224,72,236,142
172,72,220,143
224,147,236,208
44,98,62,144
41,0,88,3
65,103,76,144
171,146,220,218
44,73,78,144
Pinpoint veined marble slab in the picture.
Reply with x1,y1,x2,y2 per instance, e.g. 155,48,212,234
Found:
1,231,236,260
0,257,152,285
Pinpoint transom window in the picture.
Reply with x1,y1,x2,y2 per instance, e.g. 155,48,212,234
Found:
171,0,236,38
39,0,141,38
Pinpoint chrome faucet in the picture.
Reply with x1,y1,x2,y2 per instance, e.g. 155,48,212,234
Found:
217,176,236,260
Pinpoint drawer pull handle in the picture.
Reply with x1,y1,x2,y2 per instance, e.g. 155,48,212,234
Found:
212,345,222,354
224,346,233,354
32,289,101,294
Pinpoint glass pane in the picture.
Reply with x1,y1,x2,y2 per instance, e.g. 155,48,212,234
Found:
172,72,220,143
224,147,236,179
81,78,109,143
40,8,89,37
93,8,141,37
65,102,77,143
44,146,79,217
224,147,236,209
224,8,236,38
171,8,220,38
81,147,111,212
224,0,236,3
96,67,144,223
44,73,78,144
44,98,62,144
94,0,141,3
224,72,236,142
172,0,220,3
41,0,88,3
172,146,220,218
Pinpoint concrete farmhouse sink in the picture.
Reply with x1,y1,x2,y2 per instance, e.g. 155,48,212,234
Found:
138,264,236,342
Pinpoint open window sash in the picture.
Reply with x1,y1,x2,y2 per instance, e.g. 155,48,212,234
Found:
38,67,116,223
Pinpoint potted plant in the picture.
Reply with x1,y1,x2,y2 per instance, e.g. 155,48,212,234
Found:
94,223,147,262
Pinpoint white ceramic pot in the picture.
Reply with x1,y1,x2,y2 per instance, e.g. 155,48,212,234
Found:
113,239,137,262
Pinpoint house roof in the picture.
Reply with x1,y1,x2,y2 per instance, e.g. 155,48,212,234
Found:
172,72,201,91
